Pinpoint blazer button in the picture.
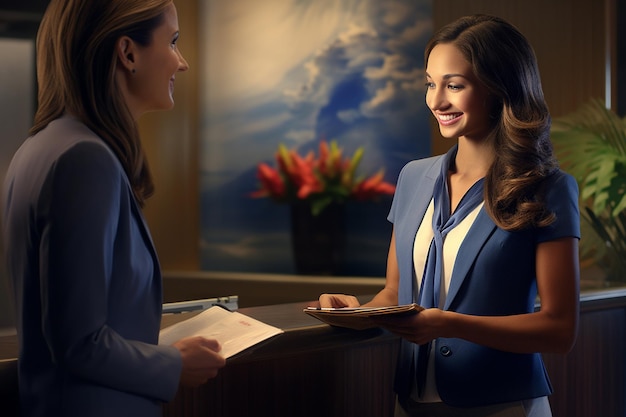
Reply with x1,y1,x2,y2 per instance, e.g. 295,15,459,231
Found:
439,346,452,357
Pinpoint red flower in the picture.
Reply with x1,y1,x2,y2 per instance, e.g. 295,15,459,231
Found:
251,139,396,215
352,169,396,201
250,163,286,198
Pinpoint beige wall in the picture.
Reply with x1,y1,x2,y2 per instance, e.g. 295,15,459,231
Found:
141,0,613,271
140,0,201,270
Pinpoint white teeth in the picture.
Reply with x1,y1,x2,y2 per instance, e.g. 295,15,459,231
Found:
438,114,460,121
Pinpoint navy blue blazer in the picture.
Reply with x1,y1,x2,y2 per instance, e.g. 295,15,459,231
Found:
3,116,182,417
388,154,580,407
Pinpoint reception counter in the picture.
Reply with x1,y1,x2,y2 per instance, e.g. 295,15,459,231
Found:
160,300,400,417
1,287,625,417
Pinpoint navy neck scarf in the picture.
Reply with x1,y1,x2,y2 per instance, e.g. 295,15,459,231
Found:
418,145,485,309
415,145,485,396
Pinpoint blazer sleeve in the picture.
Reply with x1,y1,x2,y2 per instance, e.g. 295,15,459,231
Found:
536,171,581,242
39,141,181,401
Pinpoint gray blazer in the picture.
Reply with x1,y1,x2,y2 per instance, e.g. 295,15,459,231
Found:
3,116,181,417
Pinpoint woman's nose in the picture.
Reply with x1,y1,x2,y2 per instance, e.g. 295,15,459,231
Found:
426,87,447,111
177,49,189,72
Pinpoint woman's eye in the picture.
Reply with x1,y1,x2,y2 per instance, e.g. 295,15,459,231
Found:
448,84,463,91
425,82,435,89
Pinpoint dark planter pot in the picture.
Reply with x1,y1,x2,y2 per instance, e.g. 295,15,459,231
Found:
290,202,345,275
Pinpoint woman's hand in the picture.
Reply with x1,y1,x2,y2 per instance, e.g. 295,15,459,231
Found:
318,293,361,308
173,336,227,387
372,308,447,345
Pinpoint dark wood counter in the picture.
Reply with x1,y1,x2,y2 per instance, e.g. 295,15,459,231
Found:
161,291,626,417
0,301,400,417
161,301,400,417
2,289,626,417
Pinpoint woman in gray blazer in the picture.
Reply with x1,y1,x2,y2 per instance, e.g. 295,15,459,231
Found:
2,1,225,416
319,15,580,417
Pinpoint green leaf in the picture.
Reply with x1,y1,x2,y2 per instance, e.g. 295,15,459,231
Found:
552,99,626,282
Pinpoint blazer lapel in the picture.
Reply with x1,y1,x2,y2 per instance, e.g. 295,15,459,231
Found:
410,157,445,227
88,130,160,269
396,157,443,305
444,208,497,310
129,195,160,267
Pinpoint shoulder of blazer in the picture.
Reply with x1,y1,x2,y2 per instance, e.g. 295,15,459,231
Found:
399,154,445,183
393,154,445,209
54,117,125,173
49,117,160,264
37,117,141,199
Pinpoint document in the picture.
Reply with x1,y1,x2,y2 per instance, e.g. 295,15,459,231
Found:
304,303,423,330
159,306,284,359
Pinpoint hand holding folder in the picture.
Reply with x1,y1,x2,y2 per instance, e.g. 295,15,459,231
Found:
159,306,283,359
304,303,423,330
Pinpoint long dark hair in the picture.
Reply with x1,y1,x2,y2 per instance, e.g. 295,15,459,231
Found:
426,14,558,230
31,0,173,205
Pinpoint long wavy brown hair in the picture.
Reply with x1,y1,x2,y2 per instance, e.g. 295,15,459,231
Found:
425,14,558,231
31,0,173,206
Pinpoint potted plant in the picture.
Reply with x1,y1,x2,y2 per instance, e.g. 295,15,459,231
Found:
251,140,395,275
550,98,626,285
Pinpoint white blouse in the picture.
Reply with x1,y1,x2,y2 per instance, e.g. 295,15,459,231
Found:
411,198,484,403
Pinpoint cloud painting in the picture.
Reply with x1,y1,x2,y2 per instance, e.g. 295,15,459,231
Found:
199,0,433,276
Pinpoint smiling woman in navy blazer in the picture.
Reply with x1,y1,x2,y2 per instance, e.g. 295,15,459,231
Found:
2,1,225,416
320,15,580,417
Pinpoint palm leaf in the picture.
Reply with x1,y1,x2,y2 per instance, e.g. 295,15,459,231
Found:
582,208,626,280
551,99,626,282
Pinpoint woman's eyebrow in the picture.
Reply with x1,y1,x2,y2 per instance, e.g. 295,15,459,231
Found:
425,72,467,80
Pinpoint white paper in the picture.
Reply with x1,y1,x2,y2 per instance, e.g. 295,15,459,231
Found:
159,306,283,358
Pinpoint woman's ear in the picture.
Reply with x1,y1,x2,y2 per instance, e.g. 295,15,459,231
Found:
116,36,136,74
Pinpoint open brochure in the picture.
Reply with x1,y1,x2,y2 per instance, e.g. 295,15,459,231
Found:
159,306,284,359
304,303,423,330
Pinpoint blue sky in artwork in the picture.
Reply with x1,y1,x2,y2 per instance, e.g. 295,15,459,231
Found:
198,0,433,275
